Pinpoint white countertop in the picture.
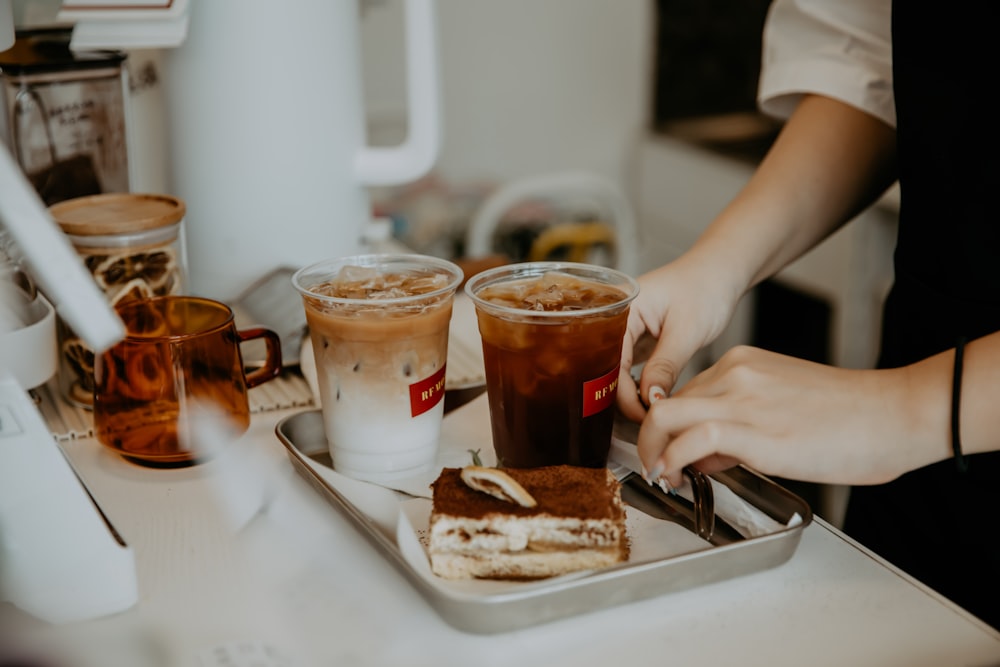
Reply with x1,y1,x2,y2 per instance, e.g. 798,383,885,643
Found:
29,394,1000,667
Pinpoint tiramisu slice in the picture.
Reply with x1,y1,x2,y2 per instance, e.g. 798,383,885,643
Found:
428,465,629,580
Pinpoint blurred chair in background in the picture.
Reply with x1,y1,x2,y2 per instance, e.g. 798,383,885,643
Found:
464,170,640,276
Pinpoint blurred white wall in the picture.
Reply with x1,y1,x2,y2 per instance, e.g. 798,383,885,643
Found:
360,0,653,186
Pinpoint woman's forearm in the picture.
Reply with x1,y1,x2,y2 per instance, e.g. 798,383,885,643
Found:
685,94,898,298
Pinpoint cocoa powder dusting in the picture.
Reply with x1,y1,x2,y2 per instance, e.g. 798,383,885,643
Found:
431,465,622,520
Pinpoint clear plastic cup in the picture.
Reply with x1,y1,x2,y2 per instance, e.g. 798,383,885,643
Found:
465,262,639,468
293,254,463,482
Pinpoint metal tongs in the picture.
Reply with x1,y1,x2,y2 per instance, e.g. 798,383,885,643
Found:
682,466,715,540
610,414,742,545
617,465,744,545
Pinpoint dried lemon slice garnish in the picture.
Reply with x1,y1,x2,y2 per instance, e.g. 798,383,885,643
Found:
460,466,538,508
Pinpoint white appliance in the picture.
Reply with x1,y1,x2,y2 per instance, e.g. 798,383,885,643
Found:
160,0,442,301
0,140,136,624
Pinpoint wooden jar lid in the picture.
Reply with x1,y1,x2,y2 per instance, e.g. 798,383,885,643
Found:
49,193,186,237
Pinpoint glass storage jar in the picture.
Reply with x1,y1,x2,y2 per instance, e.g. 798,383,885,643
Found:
49,192,187,407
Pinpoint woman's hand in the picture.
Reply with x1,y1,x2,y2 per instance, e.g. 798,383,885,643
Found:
616,253,744,422
636,345,943,489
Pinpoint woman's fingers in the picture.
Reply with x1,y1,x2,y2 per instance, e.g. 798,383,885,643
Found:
617,320,651,421
638,407,767,487
634,346,906,488
635,393,742,472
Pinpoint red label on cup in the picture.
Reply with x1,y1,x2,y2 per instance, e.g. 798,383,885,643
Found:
410,365,447,417
582,367,619,418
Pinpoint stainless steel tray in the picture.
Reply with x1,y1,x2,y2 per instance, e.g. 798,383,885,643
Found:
275,409,812,634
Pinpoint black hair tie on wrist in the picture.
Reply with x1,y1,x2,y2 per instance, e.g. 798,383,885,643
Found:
951,335,969,473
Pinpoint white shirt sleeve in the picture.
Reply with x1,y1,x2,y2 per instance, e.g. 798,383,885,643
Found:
758,0,895,128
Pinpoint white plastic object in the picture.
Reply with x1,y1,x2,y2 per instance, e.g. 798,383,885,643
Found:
0,144,124,354
0,293,57,389
0,375,138,624
354,0,441,186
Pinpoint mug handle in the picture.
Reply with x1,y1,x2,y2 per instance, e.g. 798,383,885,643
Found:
238,328,283,388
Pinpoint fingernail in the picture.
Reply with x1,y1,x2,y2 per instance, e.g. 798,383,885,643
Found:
649,385,667,403
658,478,678,496
643,462,664,484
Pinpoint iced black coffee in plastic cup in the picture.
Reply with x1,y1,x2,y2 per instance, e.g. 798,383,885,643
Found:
293,255,463,482
465,262,639,468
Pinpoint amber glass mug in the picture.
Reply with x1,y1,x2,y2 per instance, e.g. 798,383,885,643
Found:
93,296,282,465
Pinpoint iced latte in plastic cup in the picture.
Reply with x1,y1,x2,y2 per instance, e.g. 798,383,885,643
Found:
465,262,639,468
293,254,463,482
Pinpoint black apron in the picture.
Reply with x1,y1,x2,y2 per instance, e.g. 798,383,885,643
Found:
842,1,1000,629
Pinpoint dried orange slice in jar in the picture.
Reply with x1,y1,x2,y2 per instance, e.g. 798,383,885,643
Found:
109,277,156,308
93,249,177,291
61,336,96,403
